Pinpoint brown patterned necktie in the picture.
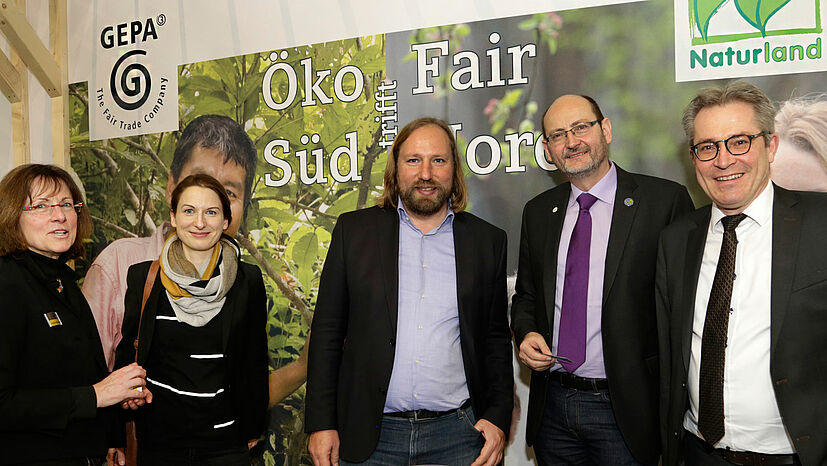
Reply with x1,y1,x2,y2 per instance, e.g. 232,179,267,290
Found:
698,213,747,446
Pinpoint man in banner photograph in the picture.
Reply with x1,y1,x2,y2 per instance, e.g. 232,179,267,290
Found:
657,80,826,466
305,117,513,466
510,94,693,465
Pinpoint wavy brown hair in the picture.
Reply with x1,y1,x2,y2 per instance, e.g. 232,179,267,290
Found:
0,164,92,260
376,117,468,212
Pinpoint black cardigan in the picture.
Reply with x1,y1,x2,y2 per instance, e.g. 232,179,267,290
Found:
0,251,117,465
114,258,269,444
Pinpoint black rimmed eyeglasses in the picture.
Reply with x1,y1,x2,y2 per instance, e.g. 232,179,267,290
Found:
690,132,766,161
545,120,601,145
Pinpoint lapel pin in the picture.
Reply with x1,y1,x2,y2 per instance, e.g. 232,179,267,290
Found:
552,206,559,213
624,198,634,207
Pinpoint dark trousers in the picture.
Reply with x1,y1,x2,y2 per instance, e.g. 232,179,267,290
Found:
138,444,248,466
341,406,485,466
533,379,650,466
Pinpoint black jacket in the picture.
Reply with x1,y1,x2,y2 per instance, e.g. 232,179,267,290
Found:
114,258,269,444
305,206,513,463
0,251,117,465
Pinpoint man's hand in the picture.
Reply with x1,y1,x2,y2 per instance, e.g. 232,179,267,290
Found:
470,419,505,466
106,447,125,466
309,429,340,466
518,332,555,371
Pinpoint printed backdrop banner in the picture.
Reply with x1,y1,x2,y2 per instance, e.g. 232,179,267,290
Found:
90,3,180,140
68,1,826,465
675,0,826,81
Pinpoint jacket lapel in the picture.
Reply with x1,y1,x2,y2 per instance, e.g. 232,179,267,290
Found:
453,213,473,331
681,207,710,373
602,167,639,305
769,186,801,356
543,184,571,332
378,208,401,335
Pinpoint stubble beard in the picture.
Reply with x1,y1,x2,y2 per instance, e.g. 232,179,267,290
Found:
559,142,608,179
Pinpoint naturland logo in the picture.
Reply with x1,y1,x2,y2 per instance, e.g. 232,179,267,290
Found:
688,0,823,69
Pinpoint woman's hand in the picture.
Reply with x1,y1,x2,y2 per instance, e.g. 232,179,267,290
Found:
120,387,153,410
93,362,149,408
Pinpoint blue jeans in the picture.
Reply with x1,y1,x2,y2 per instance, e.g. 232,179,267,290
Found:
533,379,650,466
341,406,485,466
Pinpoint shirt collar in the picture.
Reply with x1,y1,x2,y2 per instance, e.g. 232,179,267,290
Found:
568,161,618,207
397,197,454,233
710,180,774,231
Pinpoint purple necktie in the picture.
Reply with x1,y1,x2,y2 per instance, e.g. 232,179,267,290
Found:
558,192,597,373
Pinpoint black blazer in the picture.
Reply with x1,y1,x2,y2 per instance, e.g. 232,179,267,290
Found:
304,206,513,463
0,251,117,464
511,166,694,464
656,186,827,466
114,258,268,443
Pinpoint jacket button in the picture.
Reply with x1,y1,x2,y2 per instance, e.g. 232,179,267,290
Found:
681,382,686,388
775,378,788,385
389,338,395,346
674,431,679,437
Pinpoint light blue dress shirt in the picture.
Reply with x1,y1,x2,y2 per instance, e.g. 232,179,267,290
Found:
383,203,470,412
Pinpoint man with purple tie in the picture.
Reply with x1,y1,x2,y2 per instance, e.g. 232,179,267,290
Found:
511,94,693,465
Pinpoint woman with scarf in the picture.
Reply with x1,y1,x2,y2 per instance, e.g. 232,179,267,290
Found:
115,173,267,465
0,164,150,465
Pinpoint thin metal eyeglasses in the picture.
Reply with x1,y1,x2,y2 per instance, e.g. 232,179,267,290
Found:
545,120,601,145
22,202,84,215
690,132,766,161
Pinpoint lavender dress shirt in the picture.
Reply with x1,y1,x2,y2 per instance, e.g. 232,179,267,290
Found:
551,163,618,379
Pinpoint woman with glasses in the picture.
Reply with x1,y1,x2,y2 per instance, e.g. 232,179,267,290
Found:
0,164,150,466
114,173,267,465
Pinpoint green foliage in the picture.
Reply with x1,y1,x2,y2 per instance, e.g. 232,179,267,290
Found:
734,0,792,37
70,35,387,465
694,0,727,40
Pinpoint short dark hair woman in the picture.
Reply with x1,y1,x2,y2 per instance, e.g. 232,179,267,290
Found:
115,173,268,465
0,164,150,465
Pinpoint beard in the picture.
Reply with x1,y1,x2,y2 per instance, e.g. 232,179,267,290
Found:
558,141,609,178
399,182,451,217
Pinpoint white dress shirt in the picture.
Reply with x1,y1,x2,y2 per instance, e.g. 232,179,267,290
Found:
684,182,794,453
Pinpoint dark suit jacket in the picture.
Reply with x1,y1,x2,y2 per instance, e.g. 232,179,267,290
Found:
511,166,693,464
304,206,513,463
656,186,827,466
114,258,268,443
0,251,117,465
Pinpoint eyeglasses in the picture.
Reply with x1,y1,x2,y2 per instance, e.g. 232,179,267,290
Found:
690,132,766,161
545,120,601,145
22,202,84,216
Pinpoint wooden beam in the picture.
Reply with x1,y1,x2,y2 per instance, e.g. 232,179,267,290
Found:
0,48,21,102
0,0,61,97
49,0,68,167
10,0,29,166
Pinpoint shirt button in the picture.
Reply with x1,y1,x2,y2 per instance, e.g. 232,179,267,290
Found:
418,325,423,330
413,393,418,398
421,294,425,299
422,264,427,268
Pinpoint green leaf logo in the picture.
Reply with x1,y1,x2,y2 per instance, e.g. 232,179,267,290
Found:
695,0,728,40
734,0,793,36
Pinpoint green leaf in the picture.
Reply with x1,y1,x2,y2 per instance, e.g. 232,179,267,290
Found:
325,189,359,217
291,230,319,270
694,0,727,41
734,0,792,36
